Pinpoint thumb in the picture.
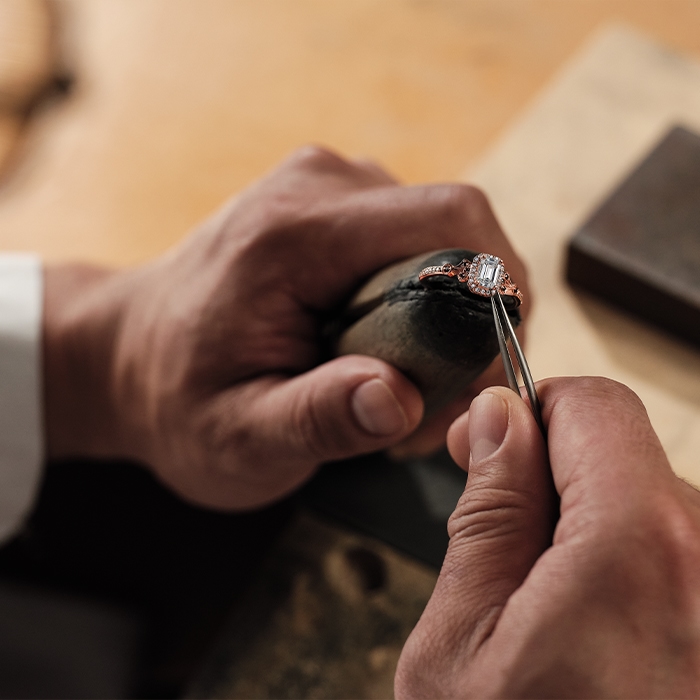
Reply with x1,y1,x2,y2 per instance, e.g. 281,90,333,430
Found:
396,386,554,698
249,354,424,469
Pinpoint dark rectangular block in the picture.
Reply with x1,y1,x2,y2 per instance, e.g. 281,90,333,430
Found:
566,125,700,348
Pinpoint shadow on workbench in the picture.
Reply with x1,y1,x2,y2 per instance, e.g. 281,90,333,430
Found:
0,450,463,698
0,460,294,698
190,452,465,699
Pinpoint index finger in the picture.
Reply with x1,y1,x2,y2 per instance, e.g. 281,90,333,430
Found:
308,183,527,307
539,376,674,536
239,151,528,315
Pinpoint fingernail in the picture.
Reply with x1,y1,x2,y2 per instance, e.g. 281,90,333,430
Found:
352,378,408,437
469,392,508,463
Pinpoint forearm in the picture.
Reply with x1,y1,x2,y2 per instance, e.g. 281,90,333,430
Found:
43,263,130,461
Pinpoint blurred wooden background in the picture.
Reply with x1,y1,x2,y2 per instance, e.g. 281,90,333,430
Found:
4,3,700,697
2,0,700,266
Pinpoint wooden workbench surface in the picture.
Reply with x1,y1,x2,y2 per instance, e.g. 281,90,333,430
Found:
4,5,700,697
2,0,700,265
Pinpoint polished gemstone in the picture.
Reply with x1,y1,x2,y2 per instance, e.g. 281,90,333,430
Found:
475,255,502,288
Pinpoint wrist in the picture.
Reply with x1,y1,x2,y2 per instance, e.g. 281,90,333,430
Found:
43,263,133,461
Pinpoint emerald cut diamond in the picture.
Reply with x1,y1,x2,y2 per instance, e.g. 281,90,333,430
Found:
469,253,504,296
476,256,502,287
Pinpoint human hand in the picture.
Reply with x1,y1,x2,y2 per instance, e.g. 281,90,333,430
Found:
43,146,527,510
396,377,700,698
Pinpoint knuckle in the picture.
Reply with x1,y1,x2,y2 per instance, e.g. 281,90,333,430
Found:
395,633,445,700
649,489,700,586
246,214,309,253
289,144,347,171
292,385,349,462
354,157,396,183
240,206,326,261
581,491,700,605
195,406,254,473
575,376,643,406
548,376,651,435
435,183,494,230
447,485,532,542
355,156,382,170
396,619,474,700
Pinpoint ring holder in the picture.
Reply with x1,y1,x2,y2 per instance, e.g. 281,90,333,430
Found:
325,248,522,416
308,249,524,568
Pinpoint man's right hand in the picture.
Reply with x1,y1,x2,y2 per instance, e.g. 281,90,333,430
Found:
396,376,700,698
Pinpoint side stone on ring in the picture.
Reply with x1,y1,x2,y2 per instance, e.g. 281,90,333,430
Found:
419,252,523,305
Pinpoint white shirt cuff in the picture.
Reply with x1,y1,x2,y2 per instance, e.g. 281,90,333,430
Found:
0,254,43,543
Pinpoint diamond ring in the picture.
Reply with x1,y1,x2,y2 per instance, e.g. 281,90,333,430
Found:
418,253,523,305
419,252,544,436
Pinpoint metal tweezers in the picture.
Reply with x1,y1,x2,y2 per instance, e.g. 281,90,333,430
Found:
491,293,546,437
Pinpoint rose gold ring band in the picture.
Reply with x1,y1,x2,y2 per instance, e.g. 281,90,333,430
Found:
418,253,523,306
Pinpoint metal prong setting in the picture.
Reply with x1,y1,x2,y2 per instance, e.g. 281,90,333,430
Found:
419,254,523,305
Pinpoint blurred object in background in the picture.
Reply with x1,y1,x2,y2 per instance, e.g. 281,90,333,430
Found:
0,459,296,698
567,126,700,349
1,3,700,699
0,580,141,699
0,0,72,183
189,513,438,700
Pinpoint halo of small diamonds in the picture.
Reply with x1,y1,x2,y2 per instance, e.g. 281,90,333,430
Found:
467,253,505,297
418,251,523,305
